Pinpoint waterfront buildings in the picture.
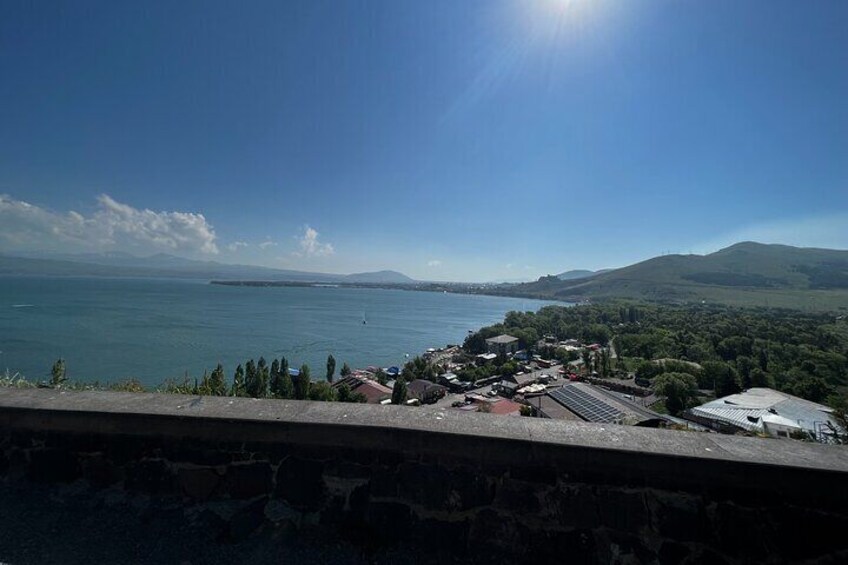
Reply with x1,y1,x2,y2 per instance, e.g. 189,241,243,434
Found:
485,334,519,356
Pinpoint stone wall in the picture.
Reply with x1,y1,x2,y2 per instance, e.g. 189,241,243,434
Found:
1,388,847,564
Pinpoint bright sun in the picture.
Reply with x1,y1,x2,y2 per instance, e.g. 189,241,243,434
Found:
519,0,612,44
540,0,596,17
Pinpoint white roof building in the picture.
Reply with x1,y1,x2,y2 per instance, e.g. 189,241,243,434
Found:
686,388,842,442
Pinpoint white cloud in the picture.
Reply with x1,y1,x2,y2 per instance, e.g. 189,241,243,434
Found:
295,226,334,257
258,239,277,250
427,260,442,268
0,194,219,256
227,241,249,252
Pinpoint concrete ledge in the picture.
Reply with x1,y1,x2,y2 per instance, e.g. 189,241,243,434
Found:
3,388,848,563
1,388,846,471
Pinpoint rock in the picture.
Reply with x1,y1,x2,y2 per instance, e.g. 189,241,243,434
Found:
178,467,220,500
224,462,272,499
275,457,325,511
27,448,80,483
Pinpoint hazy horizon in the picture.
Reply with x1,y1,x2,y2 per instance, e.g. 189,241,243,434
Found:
2,1,847,282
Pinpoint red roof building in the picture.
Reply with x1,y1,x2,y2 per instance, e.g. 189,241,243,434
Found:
332,376,392,404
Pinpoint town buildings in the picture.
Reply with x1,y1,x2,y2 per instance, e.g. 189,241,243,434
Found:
537,382,668,427
684,388,843,442
485,334,519,356
331,375,393,404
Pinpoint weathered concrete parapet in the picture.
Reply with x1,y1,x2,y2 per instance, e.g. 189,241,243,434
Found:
2,388,847,563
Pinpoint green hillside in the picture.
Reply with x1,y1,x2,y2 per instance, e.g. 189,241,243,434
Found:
505,242,848,310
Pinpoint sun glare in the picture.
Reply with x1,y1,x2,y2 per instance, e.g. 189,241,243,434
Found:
520,0,612,43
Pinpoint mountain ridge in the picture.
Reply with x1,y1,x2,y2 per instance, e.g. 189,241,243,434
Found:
0,252,417,284
555,269,613,281
505,242,848,310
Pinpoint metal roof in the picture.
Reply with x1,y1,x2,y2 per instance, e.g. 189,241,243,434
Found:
485,334,519,344
688,388,839,436
536,395,583,421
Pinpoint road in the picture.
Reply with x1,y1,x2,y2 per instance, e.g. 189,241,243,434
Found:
430,364,565,410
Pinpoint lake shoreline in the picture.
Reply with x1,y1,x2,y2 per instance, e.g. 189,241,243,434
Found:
2,277,557,385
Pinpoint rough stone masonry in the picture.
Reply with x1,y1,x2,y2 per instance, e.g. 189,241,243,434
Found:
1,388,847,564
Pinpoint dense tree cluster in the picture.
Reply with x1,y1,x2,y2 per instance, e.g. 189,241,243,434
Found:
652,372,698,415
465,303,848,406
187,354,367,403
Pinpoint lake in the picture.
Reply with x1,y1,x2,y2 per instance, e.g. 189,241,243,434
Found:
0,277,558,387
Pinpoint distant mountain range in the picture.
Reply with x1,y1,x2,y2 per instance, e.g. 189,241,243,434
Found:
504,242,848,310
5,243,848,310
555,269,613,281
0,252,416,284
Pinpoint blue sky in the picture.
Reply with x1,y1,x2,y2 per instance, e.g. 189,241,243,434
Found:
1,0,847,281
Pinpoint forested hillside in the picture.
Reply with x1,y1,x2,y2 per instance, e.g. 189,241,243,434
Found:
502,242,848,309
465,302,848,404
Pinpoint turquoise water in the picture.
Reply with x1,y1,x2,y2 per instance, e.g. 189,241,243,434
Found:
0,277,557,386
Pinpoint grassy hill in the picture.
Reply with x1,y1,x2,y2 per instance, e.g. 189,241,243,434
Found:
505,242,848,311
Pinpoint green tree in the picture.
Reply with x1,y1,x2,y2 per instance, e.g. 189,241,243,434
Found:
308,380,336,401
294,364,311,400
254,364,269,398
584,324,611,347
50,358,67,386
231,364,246,397
701,361,741,397
652,372,698,416
340,362,352,377
598,348,611,377
244,359,258,397
581,349,593,374
786,373,832,403
391,378,408,405
736,355,754,389
422,364,436,382
826,394,848,444
374,368,388,386
253,357,269,396
326,355,337,383
611,338,622,368
337,382,352,402
270,359,294,399
749,367,774,388
209,363,227,396
501,360,518,377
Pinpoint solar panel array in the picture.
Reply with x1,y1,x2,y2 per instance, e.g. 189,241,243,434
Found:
549,386,623,423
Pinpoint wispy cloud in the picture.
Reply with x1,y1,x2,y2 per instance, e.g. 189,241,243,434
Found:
258,239,277,250
227,241,249,252
696,212,848,254
0,194,219,256
295,226,334,257
427,259,442,267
